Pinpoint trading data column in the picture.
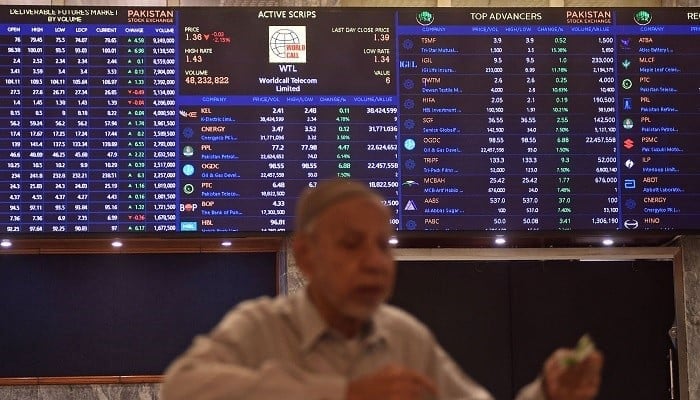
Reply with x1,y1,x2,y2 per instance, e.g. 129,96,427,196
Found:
396,9,620,231
0,7,178,233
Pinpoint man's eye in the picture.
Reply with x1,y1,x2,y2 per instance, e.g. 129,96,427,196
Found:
339,239,361,249
378,241,390,251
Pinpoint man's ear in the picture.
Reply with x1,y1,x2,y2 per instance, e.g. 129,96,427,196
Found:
291,233,313,279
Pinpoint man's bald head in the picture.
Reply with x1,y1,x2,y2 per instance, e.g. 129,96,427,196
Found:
294,179,386,234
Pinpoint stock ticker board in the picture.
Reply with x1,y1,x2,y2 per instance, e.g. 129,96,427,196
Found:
0,6,699,234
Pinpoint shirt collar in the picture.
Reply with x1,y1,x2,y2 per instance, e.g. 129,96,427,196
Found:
295,289,330,352
292,289,388,353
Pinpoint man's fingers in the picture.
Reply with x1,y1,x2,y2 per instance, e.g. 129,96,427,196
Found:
543,347,604,400
348,364,437,400
384,365,437,394
582,349,604,368
568,349,604,380
405,369,438,395
549,347,603,372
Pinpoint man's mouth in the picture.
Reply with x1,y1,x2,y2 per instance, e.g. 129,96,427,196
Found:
354,285,387,298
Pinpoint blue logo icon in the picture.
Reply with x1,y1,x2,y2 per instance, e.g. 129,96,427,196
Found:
180,221,198,231
404,200,418,211
620,38,631,50
623,98,633,110
625,199,637,209
404,139,416,151
624,179,636,189
182,164,195,176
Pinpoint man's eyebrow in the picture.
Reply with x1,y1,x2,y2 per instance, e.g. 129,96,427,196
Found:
338,229,363,239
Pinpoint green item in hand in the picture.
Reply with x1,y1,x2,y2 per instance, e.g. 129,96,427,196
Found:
561,334,596,367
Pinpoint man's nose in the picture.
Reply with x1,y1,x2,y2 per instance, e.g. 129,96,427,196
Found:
360,245,392,272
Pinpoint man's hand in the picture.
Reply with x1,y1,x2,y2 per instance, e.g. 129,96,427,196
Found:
346,364,437,400
542,348,604,400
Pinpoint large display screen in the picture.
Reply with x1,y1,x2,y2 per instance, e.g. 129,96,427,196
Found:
0,6,698,234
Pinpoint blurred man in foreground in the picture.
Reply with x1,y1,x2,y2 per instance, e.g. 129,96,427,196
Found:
161,179,603,400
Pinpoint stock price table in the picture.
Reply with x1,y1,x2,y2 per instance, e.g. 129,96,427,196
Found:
0,7,698,233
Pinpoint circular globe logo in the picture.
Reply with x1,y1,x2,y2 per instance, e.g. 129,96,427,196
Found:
270,29,300,58
404,138,416,151
634,10,652,26
182,164,195,176
416,10,434,26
